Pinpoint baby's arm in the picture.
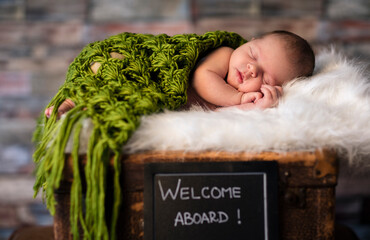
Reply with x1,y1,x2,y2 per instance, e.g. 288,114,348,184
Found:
192,47,244,107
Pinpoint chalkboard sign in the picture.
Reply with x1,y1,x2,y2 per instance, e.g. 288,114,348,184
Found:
144,161,278,240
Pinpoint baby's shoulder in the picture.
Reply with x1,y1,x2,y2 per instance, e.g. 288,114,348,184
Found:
202,46,233,62
211,46,234,55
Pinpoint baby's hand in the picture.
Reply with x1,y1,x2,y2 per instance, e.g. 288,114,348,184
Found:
254,85,283,109
241,92,263,104
229,85,283,111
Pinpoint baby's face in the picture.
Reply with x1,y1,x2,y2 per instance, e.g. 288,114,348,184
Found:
227,34,296,93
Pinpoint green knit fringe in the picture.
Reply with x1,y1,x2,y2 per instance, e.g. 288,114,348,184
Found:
33,31,246,239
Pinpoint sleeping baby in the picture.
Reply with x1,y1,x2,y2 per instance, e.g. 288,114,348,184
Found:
45,30,315,116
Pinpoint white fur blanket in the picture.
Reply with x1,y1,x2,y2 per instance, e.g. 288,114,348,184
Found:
67,49,370,165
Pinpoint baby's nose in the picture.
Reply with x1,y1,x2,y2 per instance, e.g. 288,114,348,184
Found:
247,64,259,78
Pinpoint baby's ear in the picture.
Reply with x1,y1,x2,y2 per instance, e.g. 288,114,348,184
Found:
251,37,255,41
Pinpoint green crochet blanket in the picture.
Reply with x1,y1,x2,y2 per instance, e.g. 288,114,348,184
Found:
33,31,246,239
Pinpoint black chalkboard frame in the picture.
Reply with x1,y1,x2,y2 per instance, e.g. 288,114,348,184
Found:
144,161,279,240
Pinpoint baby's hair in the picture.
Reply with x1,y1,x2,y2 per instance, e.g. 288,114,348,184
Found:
260,30,315,78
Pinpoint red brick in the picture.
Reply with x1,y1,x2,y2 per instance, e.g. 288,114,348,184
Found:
0,22,26,46
24,21,84,46
85,21,193,42
194,16,319,42
26,0,88,20
320,20,370,43
0,72,31,97
0,205,18,228
89,0,188,22
0,1,25,21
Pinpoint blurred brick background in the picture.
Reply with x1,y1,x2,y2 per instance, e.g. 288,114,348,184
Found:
0,0,369,239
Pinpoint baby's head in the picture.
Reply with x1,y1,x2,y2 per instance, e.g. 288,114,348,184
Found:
227,30,315,93
260,30,315,78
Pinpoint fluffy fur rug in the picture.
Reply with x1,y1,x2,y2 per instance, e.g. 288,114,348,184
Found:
67,49,370,165
123,49,370,165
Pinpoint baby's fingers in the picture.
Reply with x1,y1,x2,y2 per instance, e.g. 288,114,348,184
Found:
261,85,283,100
241,92,263,104
259,85,283,108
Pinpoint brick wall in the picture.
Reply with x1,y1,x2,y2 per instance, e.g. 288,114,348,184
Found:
0,0,369,239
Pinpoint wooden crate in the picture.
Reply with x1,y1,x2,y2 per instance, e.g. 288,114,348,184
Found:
54,149,338,240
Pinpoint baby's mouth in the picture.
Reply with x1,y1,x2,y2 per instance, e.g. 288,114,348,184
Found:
236,70,243,83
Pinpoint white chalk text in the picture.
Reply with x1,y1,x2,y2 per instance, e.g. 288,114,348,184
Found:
158,179,241,201
174,211,229,227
